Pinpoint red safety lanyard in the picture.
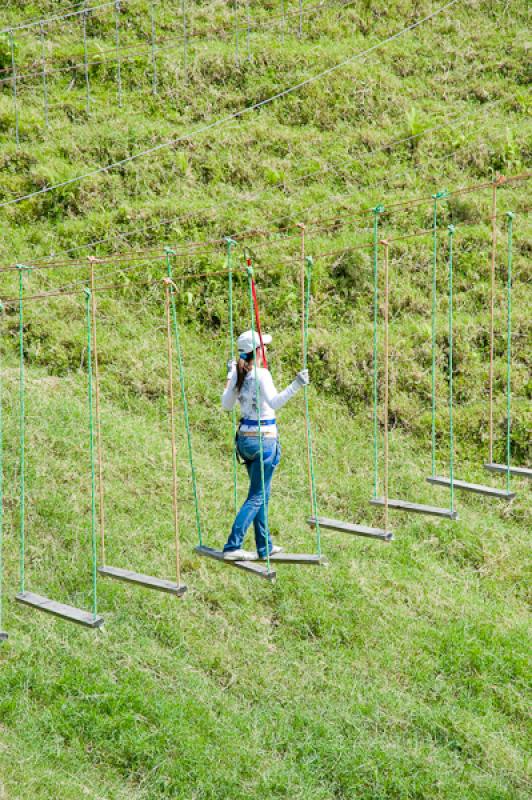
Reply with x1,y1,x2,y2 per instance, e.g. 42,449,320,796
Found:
247,258,268,369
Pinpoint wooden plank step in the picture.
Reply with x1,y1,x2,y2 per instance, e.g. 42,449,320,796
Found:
370,497,458,520
484,463,532,480
15,592,104,628
308,516,393,542
195,546,276,582
0,632,8,642
260,552,328,565
427,475,515,499
98,566,187,596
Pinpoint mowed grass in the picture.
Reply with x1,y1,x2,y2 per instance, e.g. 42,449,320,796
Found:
0,315,529,800
0,0,530,798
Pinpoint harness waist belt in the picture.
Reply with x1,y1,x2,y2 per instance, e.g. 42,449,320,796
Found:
240,418,276,427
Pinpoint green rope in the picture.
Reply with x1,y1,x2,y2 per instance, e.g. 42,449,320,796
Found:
371,205,384,499
165,249,203,547
84,289,99,619
225,237,238,515
16,265,30,595
0,302,5,636
303,257,321,557
430,190,448,476
447,226,455,514
505,212,514,494
246,264,271,574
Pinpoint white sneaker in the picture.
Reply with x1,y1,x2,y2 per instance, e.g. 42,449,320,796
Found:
223,549,258,561
262,545,283,558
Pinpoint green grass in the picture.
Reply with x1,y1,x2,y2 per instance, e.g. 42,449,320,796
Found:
0,1,530,798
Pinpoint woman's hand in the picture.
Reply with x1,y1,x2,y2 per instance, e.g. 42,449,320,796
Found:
295,368,310,387
226,359,236,378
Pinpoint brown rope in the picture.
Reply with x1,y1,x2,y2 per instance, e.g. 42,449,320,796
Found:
164,278,181,587
2,172,529,274
488,176,506,462
89,257,106,566
381,239,390,532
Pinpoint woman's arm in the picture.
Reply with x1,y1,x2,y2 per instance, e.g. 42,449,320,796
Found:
221,366,238,411
259,369,308,411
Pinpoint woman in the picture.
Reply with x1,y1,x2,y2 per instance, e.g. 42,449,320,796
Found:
221,329,309,561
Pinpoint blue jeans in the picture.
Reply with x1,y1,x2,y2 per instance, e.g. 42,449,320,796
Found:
224,434,281,558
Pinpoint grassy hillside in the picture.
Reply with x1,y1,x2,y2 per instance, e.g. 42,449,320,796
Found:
0,2,530,799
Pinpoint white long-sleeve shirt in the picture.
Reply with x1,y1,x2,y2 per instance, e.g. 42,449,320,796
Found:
221,366,301,435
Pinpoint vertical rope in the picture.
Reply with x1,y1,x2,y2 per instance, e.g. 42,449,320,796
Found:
249,268,268,369
182,0,188,84
9,31,19,147
297,223,312,508
299,0,303,38
84,289,99,620
381,241,390,532
82,9,91,115
488,180,498,463
164,280,181,586
505,212,514,494
150,3,158,95
16,266,28,595
39,23,49,130
281,0,286,43
304,257,321,556
88,259,106,566
114,0,123,108
246,262,271,573
0,302,5,638
225,237,239,515
165,250,203,546
371,204,384,499
447,226,455,514
430,190,447,476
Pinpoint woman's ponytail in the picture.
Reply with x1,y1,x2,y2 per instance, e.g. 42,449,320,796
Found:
236,352,254,391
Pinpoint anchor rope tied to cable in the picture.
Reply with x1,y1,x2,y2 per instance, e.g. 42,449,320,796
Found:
84,288,100,619
430,190,448,476
447,226,455,514
505,212,514,494
163,278,182,585
371,204,384,499
303,256,321,556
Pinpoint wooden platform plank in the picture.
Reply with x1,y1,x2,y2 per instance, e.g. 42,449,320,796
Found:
15,592,104,628
484,463,532,480
427,475,515,499
308,516,393,542
260,552,328,565
370,497,458,520
98,566,187,596
0,633,8,642
195,546,276,581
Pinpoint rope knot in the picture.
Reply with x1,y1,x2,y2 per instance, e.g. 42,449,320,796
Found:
164,246,177,256
505,211,514,220
372,204,385,214
432,190,448,200
448,224,455,235
84,287,91,298
224,237,237,246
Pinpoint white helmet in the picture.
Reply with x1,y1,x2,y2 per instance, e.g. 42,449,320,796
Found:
237,329,272,355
